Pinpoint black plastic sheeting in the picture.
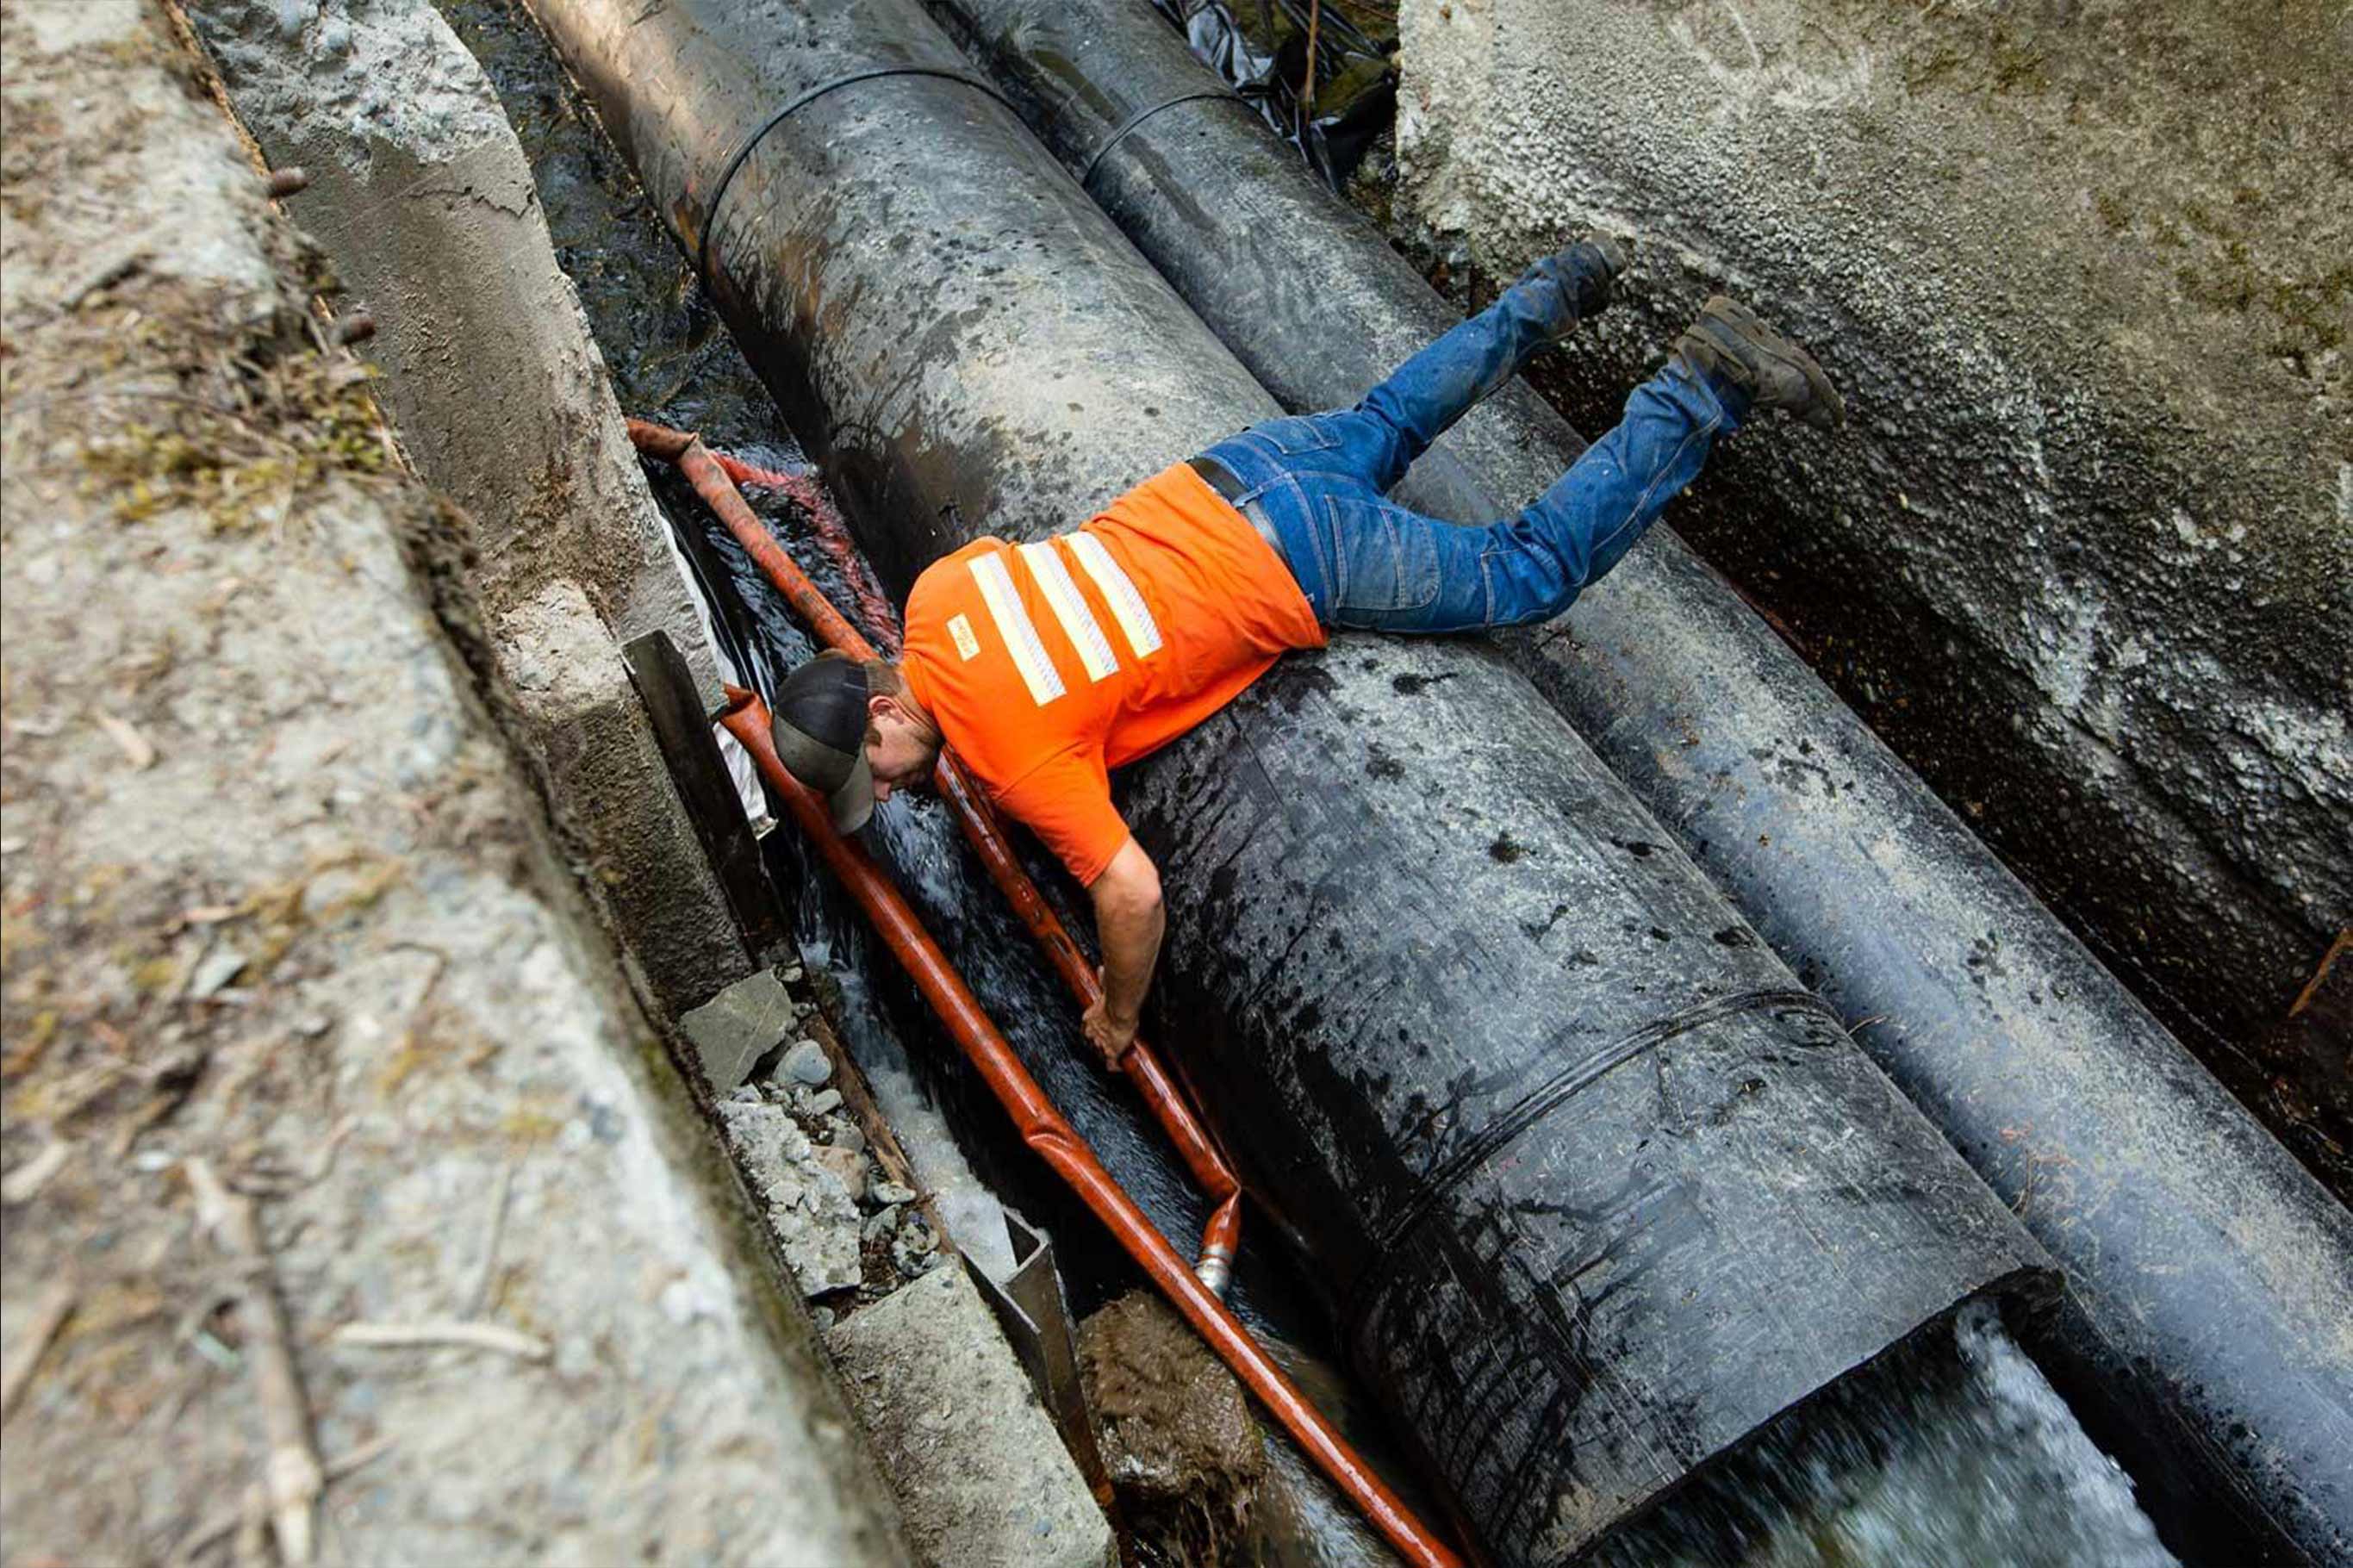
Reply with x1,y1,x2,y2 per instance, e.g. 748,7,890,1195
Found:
917,1,2353,1561
1148,0,1395,186
523,0,2053,1559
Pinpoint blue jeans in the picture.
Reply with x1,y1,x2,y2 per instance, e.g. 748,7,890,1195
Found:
1197,258,1746,631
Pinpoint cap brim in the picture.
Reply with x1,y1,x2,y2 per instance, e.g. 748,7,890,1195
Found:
825,749,875,834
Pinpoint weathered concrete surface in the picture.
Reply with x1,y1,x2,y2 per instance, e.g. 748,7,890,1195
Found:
183,0,752,1016
1391,0,2352,1046
493,578,750,1011
0,2,908,1559
830,1265,1115,1568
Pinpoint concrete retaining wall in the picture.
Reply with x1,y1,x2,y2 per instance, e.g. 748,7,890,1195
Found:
1391,0,2351,1045
184,0,756,1017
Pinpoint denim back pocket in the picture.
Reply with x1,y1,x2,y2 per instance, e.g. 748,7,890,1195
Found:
1324,494,1441,621
1254,415,1342,456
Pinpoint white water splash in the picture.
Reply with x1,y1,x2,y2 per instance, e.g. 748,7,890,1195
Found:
1596,1301,2176,1568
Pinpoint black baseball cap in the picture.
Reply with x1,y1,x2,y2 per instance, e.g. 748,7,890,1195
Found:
770,651,877,833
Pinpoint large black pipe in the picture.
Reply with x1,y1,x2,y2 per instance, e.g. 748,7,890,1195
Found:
919,3,2353,1561
525,0,2052,1559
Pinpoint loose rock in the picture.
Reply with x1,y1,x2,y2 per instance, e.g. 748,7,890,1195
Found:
814,1144,869,1202
781,1038,831,1086
1080,1291,1266,1564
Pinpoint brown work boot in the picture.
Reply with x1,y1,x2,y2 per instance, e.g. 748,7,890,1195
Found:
1673,296,1846,430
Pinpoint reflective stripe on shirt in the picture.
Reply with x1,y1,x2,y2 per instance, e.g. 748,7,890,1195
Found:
1065,531,1163,660
968,552,1066,706
1018,540,1118,684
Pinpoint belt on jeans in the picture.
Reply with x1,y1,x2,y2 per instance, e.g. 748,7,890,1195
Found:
1186,454,1289,568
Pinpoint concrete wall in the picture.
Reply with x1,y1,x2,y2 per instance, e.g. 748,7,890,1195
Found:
1391,0,2350,1042
185,0,756,1017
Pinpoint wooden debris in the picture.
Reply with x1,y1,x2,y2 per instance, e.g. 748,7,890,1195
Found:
330,1320,551,1364
186,1158,323,1566
171,1437,393,1565
0,1141,73,1206
0,1277,80,1428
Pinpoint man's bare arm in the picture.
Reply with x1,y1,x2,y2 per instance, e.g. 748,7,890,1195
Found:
1082,837,1164,1067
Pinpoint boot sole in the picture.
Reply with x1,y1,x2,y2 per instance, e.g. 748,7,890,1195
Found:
1702,296,1847,430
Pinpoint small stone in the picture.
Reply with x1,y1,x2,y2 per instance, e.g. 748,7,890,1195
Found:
727,1085,762,1104
812,1304,835,1330
805,1089,843,1116
828,1120,867,1154
862,1205,902,1241
781,964,805,984
889,1225,938,1277
659,1278,711,1324
814,1144,868,1199
871,1179,917,1207
781,1038,831,1086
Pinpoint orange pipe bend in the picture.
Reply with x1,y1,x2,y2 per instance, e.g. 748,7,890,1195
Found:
628,418,1247,1291
719,691,1459,1568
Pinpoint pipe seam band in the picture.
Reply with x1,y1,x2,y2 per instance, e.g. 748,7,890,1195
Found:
696,66,1016,285
1077,89,1247,190
1347,986,1844,1327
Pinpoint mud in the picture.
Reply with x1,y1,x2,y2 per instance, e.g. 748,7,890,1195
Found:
1080,1291,1267,1566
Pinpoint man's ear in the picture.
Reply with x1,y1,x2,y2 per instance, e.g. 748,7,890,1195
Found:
868,693,899,724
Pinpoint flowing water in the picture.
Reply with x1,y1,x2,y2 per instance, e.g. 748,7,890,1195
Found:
1591,1302,2176,1568
436,4,2181,1564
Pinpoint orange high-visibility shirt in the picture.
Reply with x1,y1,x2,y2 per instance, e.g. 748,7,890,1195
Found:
900,463,1325,886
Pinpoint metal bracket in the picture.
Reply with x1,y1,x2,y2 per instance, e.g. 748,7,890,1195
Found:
962,1209,1113,1509
622,630,789,959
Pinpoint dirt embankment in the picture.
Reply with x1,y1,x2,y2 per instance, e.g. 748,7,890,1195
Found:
0,2,905,1560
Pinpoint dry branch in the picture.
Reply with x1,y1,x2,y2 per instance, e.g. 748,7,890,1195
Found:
0,1278,80,1428
171,1437,394,1565
187,1157,323,1565
331,1320,551,1363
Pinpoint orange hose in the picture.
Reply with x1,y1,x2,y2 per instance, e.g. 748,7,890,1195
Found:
719,689,1460,1568
629,417,1247,1291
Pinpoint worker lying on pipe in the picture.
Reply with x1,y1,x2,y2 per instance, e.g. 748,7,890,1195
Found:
768,239,1844,1067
